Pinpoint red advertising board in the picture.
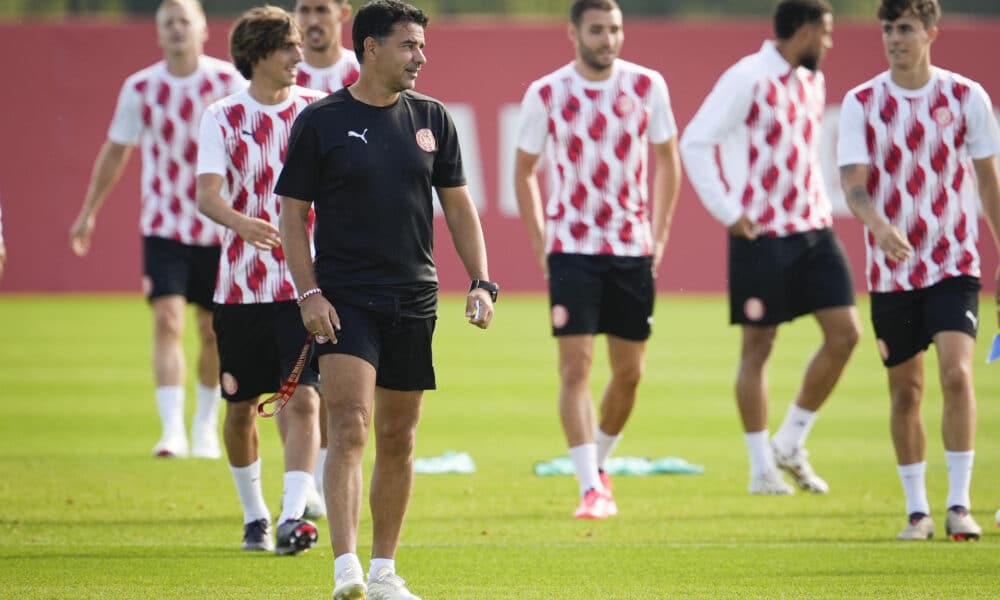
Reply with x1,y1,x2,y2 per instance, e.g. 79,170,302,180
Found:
1,17,998,293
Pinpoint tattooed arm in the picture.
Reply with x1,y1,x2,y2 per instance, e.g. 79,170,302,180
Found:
839,163,912,263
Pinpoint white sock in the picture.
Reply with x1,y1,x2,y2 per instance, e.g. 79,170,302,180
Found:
155,386,185,438
594,428,622,471
568,443,602,496
368,558,395,581
945,450,974,510
772,404,817,455
278,470,314,524
230,459,270,524
314,448,328,498
335,553,364,583
744,430,775,478
193,383,221,430
897,462,930,516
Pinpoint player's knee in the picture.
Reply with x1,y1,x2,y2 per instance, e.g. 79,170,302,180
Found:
939,362,973,399
375,423,416,459
329,404,370,450
153,309,184,341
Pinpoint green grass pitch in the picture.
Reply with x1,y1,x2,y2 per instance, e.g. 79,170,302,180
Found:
0,293,998,598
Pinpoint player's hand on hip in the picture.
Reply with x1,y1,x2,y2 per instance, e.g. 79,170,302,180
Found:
300,294,341,344
465,291,494,330
237,216,281,251
727,215,758,240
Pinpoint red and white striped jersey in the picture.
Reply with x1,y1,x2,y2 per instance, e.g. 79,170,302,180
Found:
108,56,246,246
197,86,323,304
295,52,360,94
837,68,1000,292
515,60,677,257
681,41,832,236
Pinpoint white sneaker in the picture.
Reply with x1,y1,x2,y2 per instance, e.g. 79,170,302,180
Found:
190,422,221,459
333,560,367,600
748,469,794,495
152,433,189,458
304,486,327,519
367,568,421,600
771,441,829,493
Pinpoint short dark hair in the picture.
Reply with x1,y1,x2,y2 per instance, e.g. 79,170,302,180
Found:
878,0,940,30
773,0,832,40
230,5,299,79
570,0,620,27
352,0,429,64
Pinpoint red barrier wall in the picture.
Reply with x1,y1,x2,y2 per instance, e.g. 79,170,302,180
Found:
2,18,998,293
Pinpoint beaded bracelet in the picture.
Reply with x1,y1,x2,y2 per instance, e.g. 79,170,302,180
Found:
296,287,322,305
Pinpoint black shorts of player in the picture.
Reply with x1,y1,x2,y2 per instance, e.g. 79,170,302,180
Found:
143,236,220,311
728,228,855,326
213,301,320,402
312,296,437,392
870,275,981,368
547,253,654,341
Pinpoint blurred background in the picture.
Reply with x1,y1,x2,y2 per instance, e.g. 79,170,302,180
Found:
2,0,999,19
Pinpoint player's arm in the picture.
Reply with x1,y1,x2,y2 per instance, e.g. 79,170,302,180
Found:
839,163,911,262
195,174,279,250
279,196,341,342
650,136,681,273
438,185,493,329
512,149,546,276
70,141,133,256
972,155,1000,323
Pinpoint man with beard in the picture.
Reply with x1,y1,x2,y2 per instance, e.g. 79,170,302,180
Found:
513,0,682,520
681,0,861,496
838,0,1000,541
294,0,360,93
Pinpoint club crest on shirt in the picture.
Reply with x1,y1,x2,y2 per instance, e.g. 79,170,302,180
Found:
415,128,436,152
614,94,636,116
932,106,954,127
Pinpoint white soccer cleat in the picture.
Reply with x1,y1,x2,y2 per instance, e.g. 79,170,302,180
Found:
771,441,829,494
152,433,189,458
945,506,981,542
367,568,421,600
190,422,221,459
897,514,934,540
333,560,367,600
748,469,795,495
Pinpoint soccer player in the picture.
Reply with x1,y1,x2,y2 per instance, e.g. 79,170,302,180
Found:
196,5,324,556
681,0,861,495
288,0,362,520
513,0,681,520
837,0,1000,541
69,0,245,459
277,1,495,597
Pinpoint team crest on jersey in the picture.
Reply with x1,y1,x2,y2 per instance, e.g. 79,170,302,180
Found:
932,106,954,127
415,128,436,152
614,95,636,116
221,372,239,396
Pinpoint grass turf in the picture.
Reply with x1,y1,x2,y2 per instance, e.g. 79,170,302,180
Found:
0,293,998,599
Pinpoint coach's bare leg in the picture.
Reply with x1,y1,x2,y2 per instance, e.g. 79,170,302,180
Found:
558,335,596,446
283,385,320,472
793,306,860,411
935,332,977,452
370,388,423,559
597,336,646,436
888,355,925,465
223,399,259,466
152,295,187,386
737,325,777,432
194,306,219,388
321,354,376,556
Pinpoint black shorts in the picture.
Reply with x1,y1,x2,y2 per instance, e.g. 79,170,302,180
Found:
143,236,220,311
870,275,981,367
213,301,320,402
547,253,654,341
729,228,855,326
312,296,436,392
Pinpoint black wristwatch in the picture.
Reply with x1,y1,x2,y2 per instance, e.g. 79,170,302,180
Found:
469,279,499,302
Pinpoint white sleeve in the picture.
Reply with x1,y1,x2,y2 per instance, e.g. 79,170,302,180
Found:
196,108,227,177
836,91,869,167
514,82,550,155
679,65,755,226
647,72,678,144
107,77,144,145
965,82,1000,160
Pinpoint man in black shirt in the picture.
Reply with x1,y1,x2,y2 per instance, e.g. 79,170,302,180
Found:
276,1,495,598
